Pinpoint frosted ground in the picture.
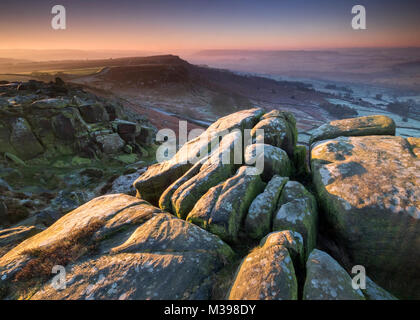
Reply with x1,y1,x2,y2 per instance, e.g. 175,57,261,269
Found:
259,74,420,144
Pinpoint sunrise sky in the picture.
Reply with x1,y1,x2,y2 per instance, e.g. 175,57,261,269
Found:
0,0,419,52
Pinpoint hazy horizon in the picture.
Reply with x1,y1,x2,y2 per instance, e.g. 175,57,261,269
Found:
1,46,420,62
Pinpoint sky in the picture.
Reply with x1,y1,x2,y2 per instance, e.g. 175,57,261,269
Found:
0,0,419,52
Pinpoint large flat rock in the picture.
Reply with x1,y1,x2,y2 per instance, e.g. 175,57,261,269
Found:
309,115,395,146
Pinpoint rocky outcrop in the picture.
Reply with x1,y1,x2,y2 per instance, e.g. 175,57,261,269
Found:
311,135,419,299
171,131,243,220
251,110,297,158
134,108,264,205
244,176,289,240
134,108,300,245
244,143,292,181
187,166,265,242
0,194,233,300
0,80,155,162
273,181,318,258
303,249,365,300
309,115,396,146
0,80,157,227
2,108,418,301
228,231,299,300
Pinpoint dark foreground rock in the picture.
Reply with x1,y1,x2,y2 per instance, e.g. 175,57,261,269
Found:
303,249,365,300
362,276,397,300
0,194,233,300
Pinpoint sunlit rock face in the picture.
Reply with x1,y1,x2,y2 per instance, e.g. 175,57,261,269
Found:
186,166,265,242
251,110,298,158
311,135,420,299
0,226,42,258
135,108,303,244
244,143,292,181
134,108,264,205
309,115,396,146
0,194,233,300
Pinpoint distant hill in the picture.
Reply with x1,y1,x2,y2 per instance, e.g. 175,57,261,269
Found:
0,54,184,74
0,49,157,62
0,58,31,64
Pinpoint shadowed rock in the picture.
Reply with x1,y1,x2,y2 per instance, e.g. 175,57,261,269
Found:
303,249,365,300
158,158,206,213
273,181,318,258
78,104,109,123
134,162,192,207
244,176,289,240
362,276,397,300
259,230,305,272
251,110,297,158
9,118,44,160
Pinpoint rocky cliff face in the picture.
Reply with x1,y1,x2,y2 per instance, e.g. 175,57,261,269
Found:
0,79,157,229
1,106,417,300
